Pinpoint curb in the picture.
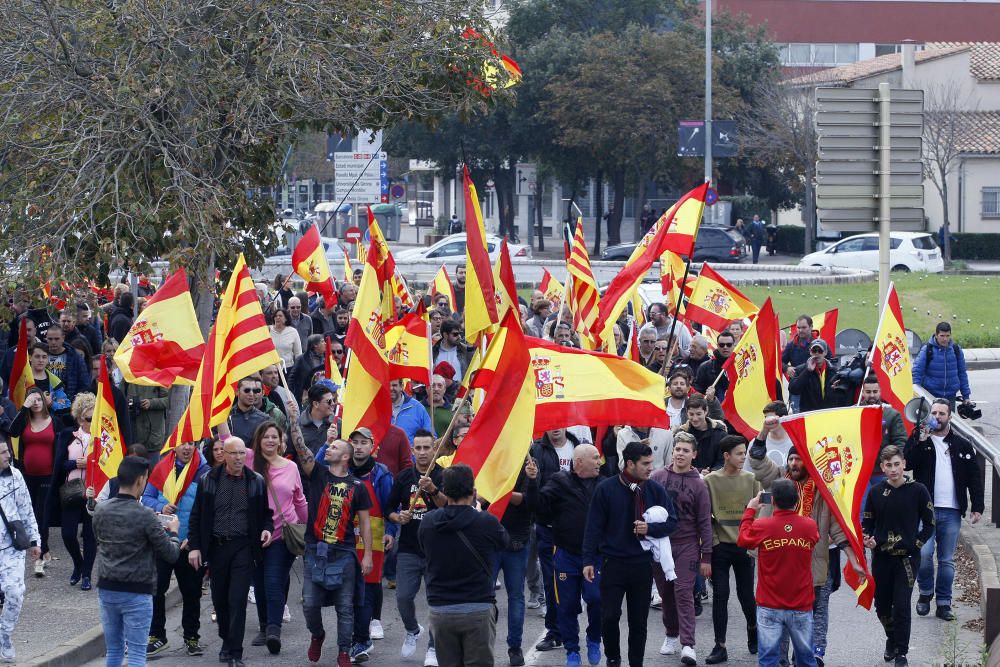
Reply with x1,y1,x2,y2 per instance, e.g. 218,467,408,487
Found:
23,582,182,667
959,525,1000,660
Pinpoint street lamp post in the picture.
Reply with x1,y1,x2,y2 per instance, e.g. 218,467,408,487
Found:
704,0,712,185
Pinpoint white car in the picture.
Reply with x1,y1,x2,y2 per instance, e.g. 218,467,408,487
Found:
269,235,345,261
799,232,943,273
394,233,533,262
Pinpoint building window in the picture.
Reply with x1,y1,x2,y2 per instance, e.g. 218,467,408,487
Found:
813,44,836,65
779,43,859,66
835,44,859,64
983,188,1000,218
875,44,901,57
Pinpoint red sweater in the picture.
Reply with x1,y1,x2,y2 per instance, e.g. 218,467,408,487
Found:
737,507,819,611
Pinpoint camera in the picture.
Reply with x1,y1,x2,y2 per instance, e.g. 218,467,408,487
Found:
957,401,982,421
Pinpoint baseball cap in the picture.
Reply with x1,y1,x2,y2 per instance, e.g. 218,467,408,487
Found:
809,339,829,355
349,427,374,441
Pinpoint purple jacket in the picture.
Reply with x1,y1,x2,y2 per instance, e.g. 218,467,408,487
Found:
651,466,713,564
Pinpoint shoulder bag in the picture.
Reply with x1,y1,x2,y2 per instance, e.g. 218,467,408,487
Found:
266,470,306,556
0,491,30,551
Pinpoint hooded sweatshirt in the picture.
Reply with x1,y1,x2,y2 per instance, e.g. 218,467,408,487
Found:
417,504,509,607
651,466,713,564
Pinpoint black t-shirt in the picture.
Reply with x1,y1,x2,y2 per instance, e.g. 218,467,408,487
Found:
305,466,371,550
499,471,532,545
386,466,445,556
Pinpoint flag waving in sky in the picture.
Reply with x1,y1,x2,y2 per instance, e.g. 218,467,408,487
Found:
292,224,336,303
567,218,600,347
462,166,498,340
684,263,759,332
868,283,914,433
720,298,779,440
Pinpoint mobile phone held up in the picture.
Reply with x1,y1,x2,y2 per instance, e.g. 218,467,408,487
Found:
760,492,772,505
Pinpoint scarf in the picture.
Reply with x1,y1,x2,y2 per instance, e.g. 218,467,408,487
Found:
149,449,202,505
351,457,376,478
785,471,817,517
619,470,646,522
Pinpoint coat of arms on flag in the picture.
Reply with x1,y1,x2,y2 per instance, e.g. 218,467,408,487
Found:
813,434,856,483
531,354,565,400
880,332,908,377
703,288,731,314
734,344,759,380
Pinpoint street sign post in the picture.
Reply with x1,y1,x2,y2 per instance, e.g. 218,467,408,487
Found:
334,152,387,204
677,120,737,158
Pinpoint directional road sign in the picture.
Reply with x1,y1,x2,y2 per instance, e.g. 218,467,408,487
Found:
334,152,387,204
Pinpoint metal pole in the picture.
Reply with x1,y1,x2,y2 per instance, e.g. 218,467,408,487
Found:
878,82,891,308
704,0,713,184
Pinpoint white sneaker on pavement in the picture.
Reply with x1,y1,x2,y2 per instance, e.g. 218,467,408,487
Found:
402,624,423,658
660,636,680,655
283,604,292,622
681,645,697,665
370,619,384,640
248,586,256,604
651,586,662,610
423,647,438,666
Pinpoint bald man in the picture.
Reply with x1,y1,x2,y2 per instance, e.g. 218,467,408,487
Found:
525,444,608,665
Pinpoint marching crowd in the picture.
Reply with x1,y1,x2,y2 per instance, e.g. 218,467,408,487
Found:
0,265,986,667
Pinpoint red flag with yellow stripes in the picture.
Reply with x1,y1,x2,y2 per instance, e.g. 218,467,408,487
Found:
567,218,600,347
462,166,498,339
684,263,759,332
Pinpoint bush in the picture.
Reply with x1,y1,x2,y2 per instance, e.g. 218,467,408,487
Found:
948,233,1000,260
722,195,770,225
773,225,805,254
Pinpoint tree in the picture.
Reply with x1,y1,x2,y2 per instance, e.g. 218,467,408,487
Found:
0,0,506,289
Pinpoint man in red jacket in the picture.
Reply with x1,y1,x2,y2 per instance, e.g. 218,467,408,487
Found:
738,479,819,667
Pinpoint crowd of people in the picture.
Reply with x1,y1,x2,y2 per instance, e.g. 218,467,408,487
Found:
0,265,985,667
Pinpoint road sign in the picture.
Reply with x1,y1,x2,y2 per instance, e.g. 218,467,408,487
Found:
516,163,537,196
344,226,362,244
817,207,925,231
390,184,405,199
334,152,387,203
706,188,719,206
677,120,737,158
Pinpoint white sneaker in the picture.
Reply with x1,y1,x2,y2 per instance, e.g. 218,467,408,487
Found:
370,619,384,640
248,586,256,604
33,558,45,578
282,604,292,622
423,647,438,666
651,587,662,609
660,636,680,655
680,645,696,665
401,624,423,658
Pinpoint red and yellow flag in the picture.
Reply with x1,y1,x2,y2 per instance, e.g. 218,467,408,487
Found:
595,183,708,345
567,218,600,347
868,283,914,433
782,405,883,609
367,207,398,317
684,263,759,332
291,224,336,303
539,269,563,308
625,320,641,363
113,268,206,387
493,239,520,326
147,448,203,505
324,337,345,387
453,310,535,519
721,298,780,440
385,313,432,385
431,265,458,312
87,359,127,495
8,319,33,408
392,271,415,312
660,250,691,312
462,166,498,340
343,247,354,284
163,255,281,451
785,309,839,356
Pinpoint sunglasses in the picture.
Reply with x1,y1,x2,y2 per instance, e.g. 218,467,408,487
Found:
332,349,344,355
717,342,734,348
241,387,263,394
82,415,93,422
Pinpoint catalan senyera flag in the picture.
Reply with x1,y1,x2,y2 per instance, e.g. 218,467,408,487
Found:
721,298,780,440
595,183,708,345
567,218,600,347
163,255,281,451
539,269,563,308
343,247,354,283
385,312,432,385
392,271,415,312
113,268,206,387
325,337,345,387
493,239,520,326
291,224,336,303
87,359,127,495
431,265,458,312
453,310,535,519
781,405,883,609
868,283,914,433
684,263,759,332
462,166,498,340
342,246,393,445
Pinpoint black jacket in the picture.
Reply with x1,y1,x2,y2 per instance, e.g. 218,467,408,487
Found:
904,428,985,517
526,470,606,554
693,351,729,400
188,464,274,567
108,306,134,345
528,431,581,525
787,360,839,412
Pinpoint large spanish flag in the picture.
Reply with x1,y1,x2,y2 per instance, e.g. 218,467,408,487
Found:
87,359,127,496
366,206,398,316
539,269,563,308
113,268,206,387
567,218,600,347
385,312,432,385
594,183,708,345
342,247,393,444
164,255,281,450
684,263,759,332
462,166,498,340
453,310,535,519
431,265,457,312
291,224,336,303
868,283,914,433
782,405,883,609
721,298,779,439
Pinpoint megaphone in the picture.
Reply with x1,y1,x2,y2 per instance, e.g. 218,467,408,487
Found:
904,397,937,430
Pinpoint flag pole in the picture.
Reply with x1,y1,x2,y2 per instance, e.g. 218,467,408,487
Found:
430,394,472,462
664,256,693,367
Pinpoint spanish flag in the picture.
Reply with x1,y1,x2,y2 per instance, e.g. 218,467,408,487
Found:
684,263,759,332
493,239,520,326
594,183,708,345
8,319,34,459
163,255,281,451
431,265,458,313
462,166,498,340
660,249,689,310
453,310,535,519
292,224,336,304
114,268,206,387
539,269,563,308
784,309,839,356
342,245,393,444
385,312,432,385
325,337,345,387
782,405,882,609
721,298,780,440
868,283,914,433
366,207,398,316
567,218,600,347
87,359,127,496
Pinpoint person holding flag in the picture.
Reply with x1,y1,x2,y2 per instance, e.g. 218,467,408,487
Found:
142,438,210,657
858,376,908,514
783,315,815,413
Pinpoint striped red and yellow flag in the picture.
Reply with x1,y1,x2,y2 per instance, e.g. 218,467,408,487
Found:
784,309,839,357
8,319,34,459
87,358,127,495
539,269,563,308
781,405,883,609
567,218,600,347
493,239,520,326
431,265,457,313
114,268,205,387
462,166,498,340
292,224,336,303
720,298,780,440
392,271,415,312
684,263,759,332
163,255,281,451
343,247,354,284
868,283,913,433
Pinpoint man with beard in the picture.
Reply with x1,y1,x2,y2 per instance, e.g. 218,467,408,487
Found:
665,371,723,427
452,265,466,313
694,331,735,402
858,376,907,513
640,303,691,355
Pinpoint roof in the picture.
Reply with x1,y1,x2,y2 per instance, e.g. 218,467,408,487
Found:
950,111,1000,154
784,45,968,87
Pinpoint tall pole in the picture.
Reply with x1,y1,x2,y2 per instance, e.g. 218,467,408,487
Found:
704,0,713,184
878,82,891,308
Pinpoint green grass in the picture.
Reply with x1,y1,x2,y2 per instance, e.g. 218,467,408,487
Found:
743,274,1000,348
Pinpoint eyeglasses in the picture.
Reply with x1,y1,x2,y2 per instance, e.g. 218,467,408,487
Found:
717,342,734,348
654,346,669,352
224,450,246,457
323,398,336,405
82,415,93,422
241,387,263,394
332,349,344,355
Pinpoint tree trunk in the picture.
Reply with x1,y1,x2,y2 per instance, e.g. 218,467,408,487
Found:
492,164,508,237
609,168,625,246
941,177,951,262
593,170,603,256
535,182,545,252
634,169,648,241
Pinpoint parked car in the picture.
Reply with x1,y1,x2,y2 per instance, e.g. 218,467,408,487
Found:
600,225,746,263
269,235,345,260
798,232,943,273
394,233,533,262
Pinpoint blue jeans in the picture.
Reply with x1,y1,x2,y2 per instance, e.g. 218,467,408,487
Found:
919,507,960,605
553,547,601,654
493,545,528,649
253,538,297,629
99,589,153,667
302,547,356,651
536,525,559,637
758,606,816,667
